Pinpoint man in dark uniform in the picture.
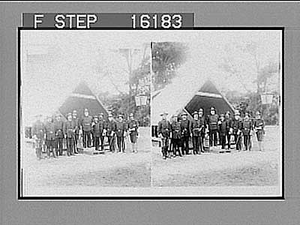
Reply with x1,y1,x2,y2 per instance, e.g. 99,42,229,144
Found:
198,108,206,153
218,114,227,149
72,110,80,154
64,113,76,156
105,113,117,152
191,111,202,154
207,107,219,147
54,114,64,156
232,110,243,151
180,112,191,155
225,111,233,149
81,108,93,148
128,113,139,153
242,112,253,151
44,116,56,158
254,111,265,151
170,115,182,157
116,114,127,153
98,113,106,151
92,116,102,151
158,112,171,159
32,114,45,160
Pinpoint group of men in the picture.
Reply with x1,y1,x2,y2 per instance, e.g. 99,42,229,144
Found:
32,108,139,160
158,107,265,160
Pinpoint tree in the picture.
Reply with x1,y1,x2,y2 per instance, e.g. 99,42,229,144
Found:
152,42,188,91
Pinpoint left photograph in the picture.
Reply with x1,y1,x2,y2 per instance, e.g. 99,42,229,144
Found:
20,30,151,196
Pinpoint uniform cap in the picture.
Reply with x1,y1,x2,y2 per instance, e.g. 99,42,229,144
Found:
73,110,77,113
160,112,168,116
193,111,198,116
210,107,215,110
84,108,89,112
198,108,203,112
181,112,187,116
129,113,134,117
118,114,124,118
234,110,240,115
108,113,113,117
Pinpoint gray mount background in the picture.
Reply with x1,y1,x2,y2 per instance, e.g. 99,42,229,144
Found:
1,2,299,225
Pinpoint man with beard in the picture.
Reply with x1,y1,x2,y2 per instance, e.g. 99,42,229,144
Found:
207,107,219,148
191,111,202,155
81,108,93,148
116,114,127,153
158,112,171,159
170,114,182,157
105,113,117,152
180,112,191,155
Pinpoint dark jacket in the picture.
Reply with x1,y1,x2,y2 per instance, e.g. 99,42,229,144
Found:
207,114,219,131
232,118,243,133
128,119,139,136
81,115,93,131
105,120,117,136
171,120,181,139
54,120,64,138
64,120,76,138
45,122,56,140
93,122,102,137
158,119,171,138
116,121,127,137
218,120,228,135
180,119,190,137
191,119,203,137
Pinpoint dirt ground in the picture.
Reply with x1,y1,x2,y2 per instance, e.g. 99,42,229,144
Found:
22,127,151,195
152,126,281,187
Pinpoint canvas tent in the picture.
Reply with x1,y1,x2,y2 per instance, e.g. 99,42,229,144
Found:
59,81,108,119
152,79,234,126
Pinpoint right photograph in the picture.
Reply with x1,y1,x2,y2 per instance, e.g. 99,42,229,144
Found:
151,30,282,196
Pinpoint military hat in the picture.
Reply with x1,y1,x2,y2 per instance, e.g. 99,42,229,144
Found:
108,113,113,117
198,108,203,112
210,107,215,111
160,112,168,116
181,112,187,116
118,114,124,118
84,108,89,112
129,113,134,117
193,111,198,116
67,113,72,118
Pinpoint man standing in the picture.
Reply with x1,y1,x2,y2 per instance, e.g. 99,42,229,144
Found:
98,113,106,151
242,112,253,151
105,113,117,152
180,112,190,155
44,116,56,158
254,111,265,151
116,114,127,153
191,111,202,155
128,113,139,153
232,110,243,151
81,108,93,148
64,113,76,156
54,114,64,156
170,115,182,157
158,112,171,160
92,116,101,151
218,114,227,150
32,114,45,160
72,110,80,154
225,111,233,149
198,108,206,153
207,107,219,147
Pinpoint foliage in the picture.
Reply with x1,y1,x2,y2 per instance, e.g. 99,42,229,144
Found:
152,42,188,91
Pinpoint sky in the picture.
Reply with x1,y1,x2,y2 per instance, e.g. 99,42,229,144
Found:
21,30,282,125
